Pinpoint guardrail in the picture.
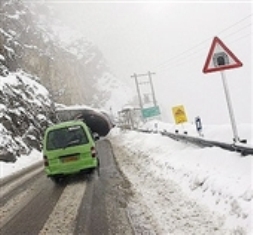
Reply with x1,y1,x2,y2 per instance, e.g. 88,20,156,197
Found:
136,129,253,156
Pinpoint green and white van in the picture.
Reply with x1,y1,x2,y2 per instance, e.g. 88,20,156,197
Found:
42,120,99,183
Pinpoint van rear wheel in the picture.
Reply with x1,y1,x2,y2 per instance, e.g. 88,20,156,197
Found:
50,176,63,184
96,158,100,176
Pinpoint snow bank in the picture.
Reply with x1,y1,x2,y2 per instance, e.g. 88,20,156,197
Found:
108,125,253,234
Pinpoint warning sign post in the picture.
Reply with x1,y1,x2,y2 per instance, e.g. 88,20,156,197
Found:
203,36,243,142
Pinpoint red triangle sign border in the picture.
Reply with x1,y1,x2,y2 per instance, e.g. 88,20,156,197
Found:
203,36,243,73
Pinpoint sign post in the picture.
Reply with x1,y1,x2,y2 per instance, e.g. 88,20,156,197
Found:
203,36,243,142
131,72,160,121
220,71,239,142
195,116,203,137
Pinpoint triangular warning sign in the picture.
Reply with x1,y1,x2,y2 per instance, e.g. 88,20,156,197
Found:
203,36,243,73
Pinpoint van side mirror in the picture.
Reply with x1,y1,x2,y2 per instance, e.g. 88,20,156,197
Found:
93,133,100,141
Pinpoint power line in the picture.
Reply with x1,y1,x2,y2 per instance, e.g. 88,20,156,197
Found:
158,32,251,73
156,14,252,70
229,32,251,44
157,19,252,71
217,14,252,35
222,23,251,40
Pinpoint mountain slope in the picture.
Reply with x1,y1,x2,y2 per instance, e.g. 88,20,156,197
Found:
0,0,134,110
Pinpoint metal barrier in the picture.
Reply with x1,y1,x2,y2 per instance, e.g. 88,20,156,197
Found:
135,128,253,156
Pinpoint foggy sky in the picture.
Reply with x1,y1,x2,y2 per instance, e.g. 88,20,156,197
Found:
46,1,252,127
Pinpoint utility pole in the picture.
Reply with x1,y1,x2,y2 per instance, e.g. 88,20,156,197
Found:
131,73,143,110
148,71,157,107
131,71,157,109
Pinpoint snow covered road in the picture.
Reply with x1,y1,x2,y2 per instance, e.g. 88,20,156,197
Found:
0,139,134,235
0,125,252,234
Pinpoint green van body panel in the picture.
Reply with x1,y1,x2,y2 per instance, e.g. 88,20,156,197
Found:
43,120,98,177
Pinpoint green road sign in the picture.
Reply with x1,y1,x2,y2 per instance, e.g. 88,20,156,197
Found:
142,106,160,118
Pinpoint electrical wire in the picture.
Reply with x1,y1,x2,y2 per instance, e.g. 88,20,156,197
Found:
155,14,252,71
156,32,251,73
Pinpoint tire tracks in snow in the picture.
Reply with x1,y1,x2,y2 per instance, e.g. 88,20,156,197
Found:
110,136,229,235
39,180,86,235
1,139,136,234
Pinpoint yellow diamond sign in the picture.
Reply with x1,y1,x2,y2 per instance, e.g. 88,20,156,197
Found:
172,105,188,124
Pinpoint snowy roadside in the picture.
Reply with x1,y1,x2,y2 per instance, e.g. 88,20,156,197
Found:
111,140,226,234
108,127,253,234
0,149,42,179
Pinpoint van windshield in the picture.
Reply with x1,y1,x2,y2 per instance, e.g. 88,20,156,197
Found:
46,125,89,150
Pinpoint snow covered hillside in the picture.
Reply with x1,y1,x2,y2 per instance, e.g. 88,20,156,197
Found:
0,70,55,162
0,0,134,110
0,0,135,161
